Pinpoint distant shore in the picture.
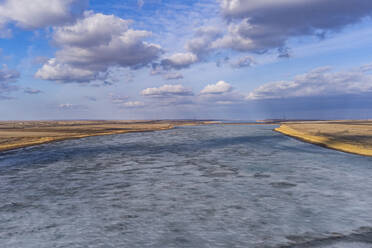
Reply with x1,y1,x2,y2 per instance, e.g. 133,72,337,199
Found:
0,120,217,153
275,121,372,157
4,120,372,157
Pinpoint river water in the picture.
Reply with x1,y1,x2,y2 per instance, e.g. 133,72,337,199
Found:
1,125,372,248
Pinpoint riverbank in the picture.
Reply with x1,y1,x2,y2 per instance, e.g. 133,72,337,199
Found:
0,120,215,152
275,121,372,157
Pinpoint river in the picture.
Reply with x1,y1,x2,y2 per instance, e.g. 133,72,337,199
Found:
1,125,372,247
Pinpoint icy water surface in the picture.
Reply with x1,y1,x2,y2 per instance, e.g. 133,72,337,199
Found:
1,125,372,248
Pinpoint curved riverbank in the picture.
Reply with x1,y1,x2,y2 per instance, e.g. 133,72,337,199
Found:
0,128,173,153
0,120,215,153
275,124,372,157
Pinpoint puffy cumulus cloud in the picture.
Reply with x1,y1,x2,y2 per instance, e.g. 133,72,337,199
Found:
186,26,223,57
158,26,223,70
35,58,97,83
198,80,245,105
36,11,162,83
201,81,232,95
211,18,288,52
199,91,245,105
142,84,193,97
161,52,198,70
247,66,372,100
53,11,130,48
154,26,222,71
0,65,20,98
217,0,372,52
123,101,145,108
0,0,86,31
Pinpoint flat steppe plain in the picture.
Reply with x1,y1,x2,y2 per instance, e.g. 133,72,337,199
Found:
275,120,372,156
0,120,214,152
2,120,372,157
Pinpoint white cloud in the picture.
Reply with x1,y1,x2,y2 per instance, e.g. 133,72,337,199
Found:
201,81,232,94
211,19,272,52
123,101,145,108
53,11,131,48
161,52,198,70
0,0,86,30
198,81,245,105
142,84,193,97
36,58,97,83
186,26,222,57
247,66,372,100
36,11,162,83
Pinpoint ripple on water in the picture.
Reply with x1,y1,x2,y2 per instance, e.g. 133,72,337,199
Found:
1,125,372,248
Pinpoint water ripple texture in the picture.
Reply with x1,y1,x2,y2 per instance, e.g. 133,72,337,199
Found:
1,125,372,248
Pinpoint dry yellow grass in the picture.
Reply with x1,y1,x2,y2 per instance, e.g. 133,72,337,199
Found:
0,120,213,152
275,120,372,156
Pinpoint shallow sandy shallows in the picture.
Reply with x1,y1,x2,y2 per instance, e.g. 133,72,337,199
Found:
275,120,372,156
0,120,212,152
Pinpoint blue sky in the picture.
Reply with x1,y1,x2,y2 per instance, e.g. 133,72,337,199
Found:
1,0,372,120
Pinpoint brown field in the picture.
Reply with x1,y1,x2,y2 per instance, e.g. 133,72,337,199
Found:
275,120,372,156
0,120,216,152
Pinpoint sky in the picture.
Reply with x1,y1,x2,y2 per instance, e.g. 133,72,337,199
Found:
1,0,372,120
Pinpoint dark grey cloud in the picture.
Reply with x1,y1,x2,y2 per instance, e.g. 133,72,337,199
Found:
217,0,372,53
36,11,162,83
277,47,291,58
231,55,255,68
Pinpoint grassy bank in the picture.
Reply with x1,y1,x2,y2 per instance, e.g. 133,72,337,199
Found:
275,121,372,157
0,120,213,152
